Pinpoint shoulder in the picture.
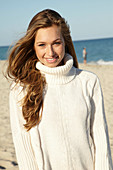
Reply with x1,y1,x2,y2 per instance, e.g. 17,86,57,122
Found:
10,81,25,101
75,67,98,82
74,67,100,95
10,81,23,95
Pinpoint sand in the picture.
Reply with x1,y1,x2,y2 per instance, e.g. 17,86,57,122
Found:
0,61,113,169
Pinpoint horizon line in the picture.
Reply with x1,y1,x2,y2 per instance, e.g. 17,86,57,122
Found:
73,36,113,42
0,36,113,47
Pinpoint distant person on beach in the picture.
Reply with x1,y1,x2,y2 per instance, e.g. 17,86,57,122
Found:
6,9,113,170
83,47,87,64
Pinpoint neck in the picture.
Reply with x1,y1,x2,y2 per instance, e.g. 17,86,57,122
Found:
36,53,76,85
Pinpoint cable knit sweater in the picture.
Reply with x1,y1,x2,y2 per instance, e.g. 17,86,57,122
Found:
9,54,113,170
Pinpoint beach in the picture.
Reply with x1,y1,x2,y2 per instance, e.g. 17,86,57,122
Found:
0,60,113,169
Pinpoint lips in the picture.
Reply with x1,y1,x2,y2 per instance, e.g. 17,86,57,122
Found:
45,56,58,63
45,58,57,63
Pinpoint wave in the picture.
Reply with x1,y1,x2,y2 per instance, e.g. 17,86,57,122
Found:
87,59,113,65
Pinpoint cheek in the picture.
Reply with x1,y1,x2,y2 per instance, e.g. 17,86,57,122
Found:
35,48,44,58
61,45,65,56
57,44,65,55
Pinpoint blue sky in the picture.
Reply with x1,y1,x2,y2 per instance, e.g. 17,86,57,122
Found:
0,0,113,46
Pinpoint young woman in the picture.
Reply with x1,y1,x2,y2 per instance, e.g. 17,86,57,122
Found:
6,9,113,170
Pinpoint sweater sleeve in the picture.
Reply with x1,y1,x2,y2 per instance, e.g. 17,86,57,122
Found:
91,77,113,170
9,83,43,170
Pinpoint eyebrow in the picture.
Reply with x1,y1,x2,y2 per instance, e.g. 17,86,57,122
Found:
36,38,62,44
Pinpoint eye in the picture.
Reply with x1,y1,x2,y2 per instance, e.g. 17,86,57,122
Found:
54,41,61,45
38,43,45,47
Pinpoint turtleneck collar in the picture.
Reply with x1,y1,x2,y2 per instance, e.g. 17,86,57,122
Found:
36,53,76,85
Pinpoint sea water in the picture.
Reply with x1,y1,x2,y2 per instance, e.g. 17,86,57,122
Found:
73,37,113,64
0,38,113,65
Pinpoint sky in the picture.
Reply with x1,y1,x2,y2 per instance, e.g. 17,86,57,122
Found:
0,0,113,46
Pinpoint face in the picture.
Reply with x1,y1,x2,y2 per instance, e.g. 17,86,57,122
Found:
34,25,65,67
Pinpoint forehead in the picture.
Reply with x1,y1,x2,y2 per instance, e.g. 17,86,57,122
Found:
35,25,63,41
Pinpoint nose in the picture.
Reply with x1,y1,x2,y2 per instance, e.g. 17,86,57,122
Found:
46,45,54,57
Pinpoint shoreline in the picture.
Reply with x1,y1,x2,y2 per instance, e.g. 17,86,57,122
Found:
0,61,113,169
1,59,113,64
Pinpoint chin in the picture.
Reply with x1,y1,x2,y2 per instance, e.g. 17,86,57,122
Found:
46,64,58,68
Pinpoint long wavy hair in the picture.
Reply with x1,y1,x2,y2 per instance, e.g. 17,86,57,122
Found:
6,9,78,131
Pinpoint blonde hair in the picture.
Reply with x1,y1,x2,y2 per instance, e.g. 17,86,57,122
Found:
6,9,78,131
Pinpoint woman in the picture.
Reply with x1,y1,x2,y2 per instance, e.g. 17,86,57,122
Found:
6,9,113,170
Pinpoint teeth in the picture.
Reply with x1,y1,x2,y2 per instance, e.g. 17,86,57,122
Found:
47,58,55,60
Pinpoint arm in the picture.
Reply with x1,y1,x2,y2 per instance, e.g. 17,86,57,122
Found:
91,77,113,170
9,83,43,170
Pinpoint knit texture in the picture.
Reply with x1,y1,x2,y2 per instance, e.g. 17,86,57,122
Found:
10,54,113,170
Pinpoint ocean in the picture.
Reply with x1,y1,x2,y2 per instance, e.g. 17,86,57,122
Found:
73,37,113,64
0,37,113,64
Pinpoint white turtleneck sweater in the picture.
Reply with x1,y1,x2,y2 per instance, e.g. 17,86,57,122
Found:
9,54,113,170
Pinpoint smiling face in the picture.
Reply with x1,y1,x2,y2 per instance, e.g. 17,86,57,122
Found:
34,25,65,67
